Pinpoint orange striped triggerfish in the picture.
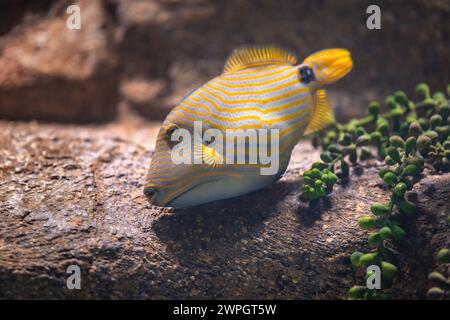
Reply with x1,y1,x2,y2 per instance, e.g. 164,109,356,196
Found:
144,46,353,207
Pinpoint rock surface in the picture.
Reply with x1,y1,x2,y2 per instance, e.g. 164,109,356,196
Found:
0,120,448,299
0,0,119,122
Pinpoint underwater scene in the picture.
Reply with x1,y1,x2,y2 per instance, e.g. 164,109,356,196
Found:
0,0,449,309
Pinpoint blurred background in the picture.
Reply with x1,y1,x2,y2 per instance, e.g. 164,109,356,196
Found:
0,0,448,124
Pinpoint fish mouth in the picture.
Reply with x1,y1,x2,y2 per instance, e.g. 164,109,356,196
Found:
143,185,158,203
303,48,353,85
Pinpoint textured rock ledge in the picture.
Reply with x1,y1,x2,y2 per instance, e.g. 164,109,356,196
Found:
0,120,448,299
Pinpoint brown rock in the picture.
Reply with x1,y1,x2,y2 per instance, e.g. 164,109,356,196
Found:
0,0,119,122
0,120,448,299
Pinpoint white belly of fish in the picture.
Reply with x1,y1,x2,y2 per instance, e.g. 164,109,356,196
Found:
167,167,285,208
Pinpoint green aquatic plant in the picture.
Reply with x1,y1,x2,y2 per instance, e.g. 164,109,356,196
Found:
301,83,450,299
427,210,450,300
427,247,450,300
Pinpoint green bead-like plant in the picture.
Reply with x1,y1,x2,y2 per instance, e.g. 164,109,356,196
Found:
427,224,450,299
301,83,450,299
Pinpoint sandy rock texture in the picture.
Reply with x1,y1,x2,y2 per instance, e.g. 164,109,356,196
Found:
0,0,119,122
0,120,448,299
0,0,449,122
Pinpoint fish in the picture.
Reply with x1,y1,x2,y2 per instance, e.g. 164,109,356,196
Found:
144,45,353,208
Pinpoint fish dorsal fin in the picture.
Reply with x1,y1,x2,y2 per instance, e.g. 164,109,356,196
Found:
223,45,298,74
304,90,335,135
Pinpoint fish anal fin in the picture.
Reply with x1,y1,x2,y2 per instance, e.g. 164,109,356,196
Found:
304,90,335,135
223,45,298,74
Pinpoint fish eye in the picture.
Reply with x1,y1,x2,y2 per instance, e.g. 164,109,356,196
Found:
299,66,315,84
165,124,179,148
166,124,179,138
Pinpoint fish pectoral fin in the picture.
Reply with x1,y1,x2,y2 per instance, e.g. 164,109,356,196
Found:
223,45,298,74
304,89,335,135
194,143,223,167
